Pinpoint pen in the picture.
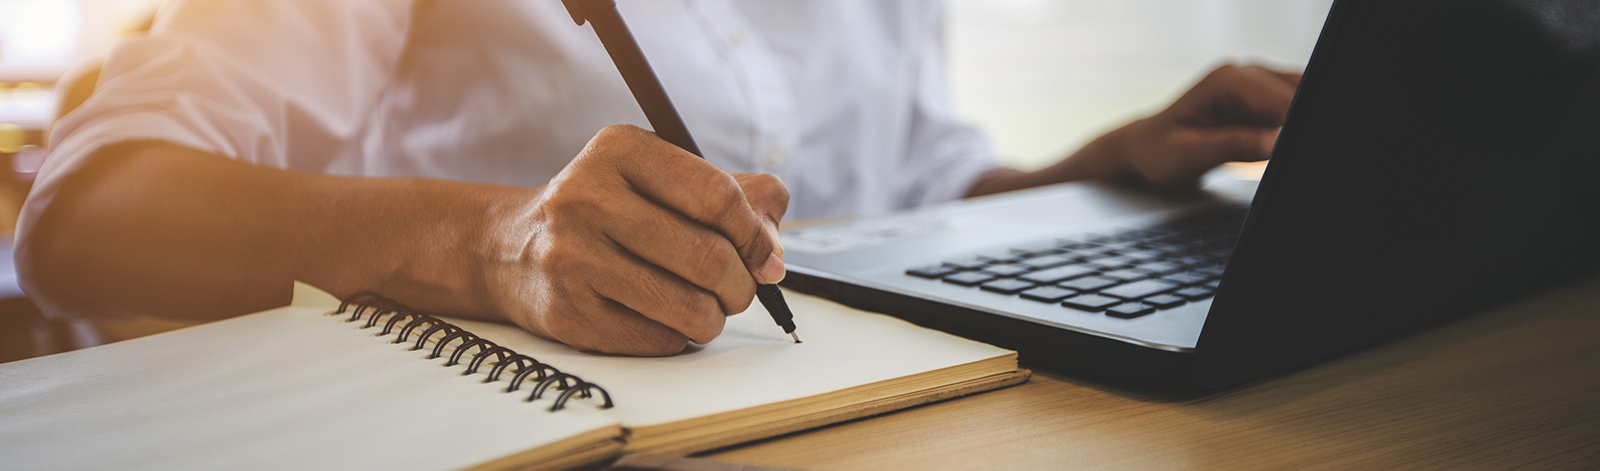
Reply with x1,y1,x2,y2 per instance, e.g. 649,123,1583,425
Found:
559,0,801,343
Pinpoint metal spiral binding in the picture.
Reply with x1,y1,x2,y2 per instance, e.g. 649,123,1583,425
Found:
333,291,613,412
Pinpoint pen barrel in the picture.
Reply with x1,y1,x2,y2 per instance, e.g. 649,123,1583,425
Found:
756,285,796,333
579,0,704,158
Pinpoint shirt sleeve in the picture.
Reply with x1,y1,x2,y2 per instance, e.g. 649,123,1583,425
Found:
17,0,415,320
894,1,1004,208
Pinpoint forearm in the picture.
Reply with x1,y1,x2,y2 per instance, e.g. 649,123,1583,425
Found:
965,120,1138,198
20,141,535,321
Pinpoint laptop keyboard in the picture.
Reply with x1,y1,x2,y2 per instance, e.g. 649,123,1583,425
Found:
905,207,1246,319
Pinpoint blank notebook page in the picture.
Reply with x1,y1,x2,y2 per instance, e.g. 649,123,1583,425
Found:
0,284,619,471
450,288,1015,430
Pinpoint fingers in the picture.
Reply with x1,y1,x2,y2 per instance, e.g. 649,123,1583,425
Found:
585,125,789,284
1262,68,1303,88
541,296,694,356
508,125,790,356
591,191,757,317
1161,127,1279,184
587,249,727,345
526,227,725,353
1192,127,1278,164
1183,63,1301,128
732,173,790,282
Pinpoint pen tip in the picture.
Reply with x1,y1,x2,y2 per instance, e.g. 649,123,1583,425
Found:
790,332,802,344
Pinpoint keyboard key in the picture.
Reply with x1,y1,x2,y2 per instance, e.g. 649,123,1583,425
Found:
1019,254,1076,270
1143,242,1190,254
1203,279,1221,289
1113,229,1163,241
1106,302,1156,318
1071,245,1120,257
1084,257,1134,271
1020,265,1098,284
1134,261,1184,276
1194,265,1228,277
942,271,996,286
1059,276,1121,292
1100,279,1179,300
979,278,1037,294
981,263,1033,277
1061,294,1122,311
1119,250,1165,261
906,265,959,279
1171,256,1212,267
1020,286,1078,302
1074,252,1114,262
1141,294,1188,309
1160,272,1214,286
974,250,1026,263
1096,240,1143,251
1008,241,1063,256
1100,268,1153,282
1174,286,1216,300
941,257,991,270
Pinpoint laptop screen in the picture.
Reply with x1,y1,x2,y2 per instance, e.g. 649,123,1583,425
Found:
1194,0,1600,387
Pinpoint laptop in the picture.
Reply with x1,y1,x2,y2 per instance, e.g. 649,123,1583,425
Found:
778,0,1600,387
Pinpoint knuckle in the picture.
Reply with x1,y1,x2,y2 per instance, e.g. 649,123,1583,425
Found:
679,290,727,340
696,172,746,219
595,124,642,141
537,306,588,347
746,174,791,212
723,280,757,316
582,124,649,165
633,333,690,356
686,236,739,279
643,286,724,343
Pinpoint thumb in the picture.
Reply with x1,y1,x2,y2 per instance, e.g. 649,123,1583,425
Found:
732,173,791,283
1153,127,1278,186
1190,126,1278,165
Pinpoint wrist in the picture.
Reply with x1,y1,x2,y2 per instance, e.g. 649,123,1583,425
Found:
367,180,542,321
1069,118,1144,183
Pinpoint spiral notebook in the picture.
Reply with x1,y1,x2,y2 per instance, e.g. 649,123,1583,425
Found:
0,282,1026,470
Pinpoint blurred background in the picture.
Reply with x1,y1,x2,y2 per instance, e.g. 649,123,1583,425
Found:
947,0,1333,170
0,0,1333,360
0,0,1337,190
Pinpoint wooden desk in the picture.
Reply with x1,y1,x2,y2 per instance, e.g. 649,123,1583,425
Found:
702,275,1600,469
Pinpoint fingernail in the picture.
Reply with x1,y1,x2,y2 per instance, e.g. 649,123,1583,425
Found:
758,252,786,284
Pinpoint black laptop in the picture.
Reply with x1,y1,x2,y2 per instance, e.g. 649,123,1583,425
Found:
779,0,1600,387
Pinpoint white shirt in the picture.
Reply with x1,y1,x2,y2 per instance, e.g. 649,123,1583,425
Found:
22,0,998,286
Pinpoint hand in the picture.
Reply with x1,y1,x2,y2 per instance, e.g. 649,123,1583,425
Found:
964,63,1302,197
489,125,789,356
1116,63,1302,188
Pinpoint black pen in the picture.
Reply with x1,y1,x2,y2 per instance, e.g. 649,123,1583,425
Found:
559,0,800,343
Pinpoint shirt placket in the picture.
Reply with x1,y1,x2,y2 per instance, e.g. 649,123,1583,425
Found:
685,0,800,174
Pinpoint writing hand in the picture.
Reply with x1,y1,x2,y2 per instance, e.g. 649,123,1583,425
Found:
490,125,789,356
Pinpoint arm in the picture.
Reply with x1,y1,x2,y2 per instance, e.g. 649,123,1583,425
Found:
967,63,1303,197
20,0,786,356
22,125,787,356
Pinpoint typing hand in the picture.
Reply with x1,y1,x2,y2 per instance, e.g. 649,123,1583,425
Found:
963,63,1301,198
492,125,789,356
1116,63,1302,188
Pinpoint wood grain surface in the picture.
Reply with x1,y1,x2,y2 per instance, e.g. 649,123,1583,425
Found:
701,275,1600,470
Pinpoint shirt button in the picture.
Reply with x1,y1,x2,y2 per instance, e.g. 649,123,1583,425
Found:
764,145,788,168
727,31,747,47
